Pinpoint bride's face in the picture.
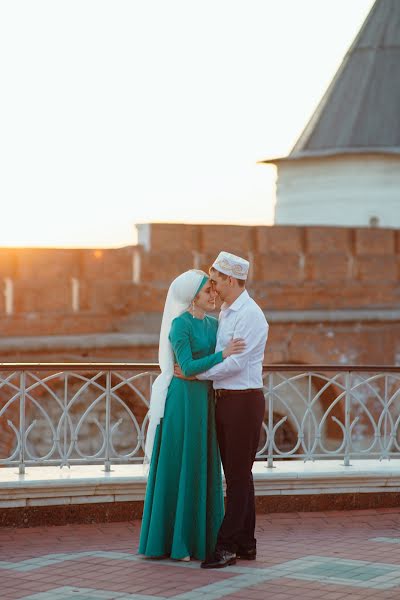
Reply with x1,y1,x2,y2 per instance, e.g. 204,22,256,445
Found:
194,281,217,312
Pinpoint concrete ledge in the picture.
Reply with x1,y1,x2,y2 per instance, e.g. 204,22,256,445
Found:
3,460,400,526
5,492,400,527
2,459,400,506
0,332,159,352
266,308,400,323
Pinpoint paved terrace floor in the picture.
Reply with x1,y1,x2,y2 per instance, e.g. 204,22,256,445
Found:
3,509,400,600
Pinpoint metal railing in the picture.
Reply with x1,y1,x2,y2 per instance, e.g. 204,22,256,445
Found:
1,363,400,473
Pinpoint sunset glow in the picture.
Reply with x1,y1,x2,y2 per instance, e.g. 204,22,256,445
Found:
0,0,374,247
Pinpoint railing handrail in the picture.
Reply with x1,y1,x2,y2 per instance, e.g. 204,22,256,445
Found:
0,363,400,372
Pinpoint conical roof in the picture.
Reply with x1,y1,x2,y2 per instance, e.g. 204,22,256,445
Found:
269,0,400,161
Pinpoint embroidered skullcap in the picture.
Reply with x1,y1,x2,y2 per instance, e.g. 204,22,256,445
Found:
212,251,249,280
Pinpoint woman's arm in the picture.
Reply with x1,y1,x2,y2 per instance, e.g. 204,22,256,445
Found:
169,317,223,378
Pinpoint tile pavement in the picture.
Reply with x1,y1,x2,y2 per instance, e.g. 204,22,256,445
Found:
3,509,400,599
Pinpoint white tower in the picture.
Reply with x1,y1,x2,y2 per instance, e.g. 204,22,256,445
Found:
263,0,400,228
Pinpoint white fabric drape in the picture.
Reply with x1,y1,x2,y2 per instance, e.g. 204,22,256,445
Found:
144,269,208,462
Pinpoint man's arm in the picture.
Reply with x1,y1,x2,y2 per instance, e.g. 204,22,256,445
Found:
197,310,268,381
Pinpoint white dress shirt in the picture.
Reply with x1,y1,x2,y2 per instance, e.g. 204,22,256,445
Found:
197,290,269,390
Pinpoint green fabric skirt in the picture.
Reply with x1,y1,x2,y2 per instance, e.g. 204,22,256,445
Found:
138,377,224,560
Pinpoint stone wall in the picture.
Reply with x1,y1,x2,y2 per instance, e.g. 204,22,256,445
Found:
0,225,399,336
0,222,398,365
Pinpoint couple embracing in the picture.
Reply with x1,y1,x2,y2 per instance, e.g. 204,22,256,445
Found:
139,251,269,568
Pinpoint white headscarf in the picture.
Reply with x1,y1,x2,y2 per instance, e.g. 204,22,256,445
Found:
144,269,209,462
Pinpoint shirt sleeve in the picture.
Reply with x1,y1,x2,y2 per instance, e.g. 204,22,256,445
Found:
197,310,269,381
169,317,224,378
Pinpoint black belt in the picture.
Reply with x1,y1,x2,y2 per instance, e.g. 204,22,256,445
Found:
215,388,263,399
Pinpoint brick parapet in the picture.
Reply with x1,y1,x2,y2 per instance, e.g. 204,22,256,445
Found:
0,224,399,338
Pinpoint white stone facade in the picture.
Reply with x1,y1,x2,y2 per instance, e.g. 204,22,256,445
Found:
274,154,400,228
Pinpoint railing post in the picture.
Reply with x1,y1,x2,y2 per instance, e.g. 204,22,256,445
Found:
63,373,68,466
383,374,389,460
343,371,352,467
104,371,112,472
267,372,274,468
19,371,26,475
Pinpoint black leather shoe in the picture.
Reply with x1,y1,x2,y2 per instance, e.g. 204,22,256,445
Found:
201,549,236,569
236,547,256,560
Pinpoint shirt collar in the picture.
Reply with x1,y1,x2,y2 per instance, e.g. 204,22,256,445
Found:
221,289,249,313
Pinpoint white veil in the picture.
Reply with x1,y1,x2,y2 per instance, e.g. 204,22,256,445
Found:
144,269,209,462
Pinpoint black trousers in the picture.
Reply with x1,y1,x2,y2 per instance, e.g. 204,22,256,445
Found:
215,389,265,553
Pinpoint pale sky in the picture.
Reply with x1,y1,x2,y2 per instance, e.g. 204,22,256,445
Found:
0,0,375,247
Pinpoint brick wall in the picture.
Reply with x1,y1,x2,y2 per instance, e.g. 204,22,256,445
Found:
0,224,399,338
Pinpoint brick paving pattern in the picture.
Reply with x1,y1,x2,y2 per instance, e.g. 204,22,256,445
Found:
2,508,400,599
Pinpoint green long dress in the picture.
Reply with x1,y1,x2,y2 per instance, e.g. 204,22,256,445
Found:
138,311,224,560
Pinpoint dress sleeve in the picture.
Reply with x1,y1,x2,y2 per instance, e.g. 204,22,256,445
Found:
169,317,224,378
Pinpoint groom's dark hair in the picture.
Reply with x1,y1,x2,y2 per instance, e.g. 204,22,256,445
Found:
209,267,246,288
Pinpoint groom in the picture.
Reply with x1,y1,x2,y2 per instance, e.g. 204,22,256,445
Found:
197,251,269,568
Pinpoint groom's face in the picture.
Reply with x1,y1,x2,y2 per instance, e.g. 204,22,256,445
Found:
210,271,230,301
